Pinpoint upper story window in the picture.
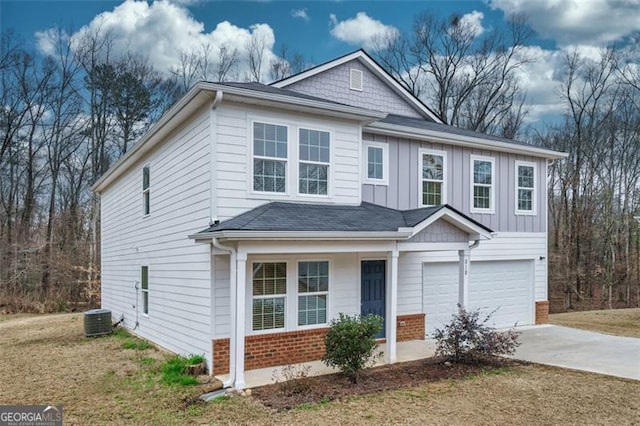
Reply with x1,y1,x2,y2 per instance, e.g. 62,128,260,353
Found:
141,266,149,315
363,141,388,185
516,161,536,215
252,262,287,331
253,122,288,193
298,261,329,326
420,149,447,206
299,129,330,195
471,155,495,213
142,166,150,216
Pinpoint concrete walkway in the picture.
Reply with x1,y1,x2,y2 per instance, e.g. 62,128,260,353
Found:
512,325,640,381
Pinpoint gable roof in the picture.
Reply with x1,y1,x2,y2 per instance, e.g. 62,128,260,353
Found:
191,201,493,241
271,49,443,124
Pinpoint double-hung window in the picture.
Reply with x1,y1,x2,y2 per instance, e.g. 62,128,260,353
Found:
252,262,286,331
516,161,536,214
420,149,446,206
471,156,495,213
141,266,149,315
299,129,330,195
297,261,329,326
253,122,287,193
142,166,150,216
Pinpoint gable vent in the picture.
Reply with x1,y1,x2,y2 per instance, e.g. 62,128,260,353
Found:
350,68,363,91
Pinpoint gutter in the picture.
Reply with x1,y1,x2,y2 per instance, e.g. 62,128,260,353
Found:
211,238,237,389
366,122,568,160
190,230,413,241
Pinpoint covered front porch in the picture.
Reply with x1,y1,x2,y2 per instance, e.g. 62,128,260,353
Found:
191,201,494,389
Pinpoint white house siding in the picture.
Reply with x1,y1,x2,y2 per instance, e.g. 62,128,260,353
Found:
215,102,363,221
101,105,212,363
397,232,547,316
283,59,424,119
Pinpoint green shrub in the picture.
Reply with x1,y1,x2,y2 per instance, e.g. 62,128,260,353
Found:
323,313,383,383
161,356,199,386
433,305,520,363
186,354,205,365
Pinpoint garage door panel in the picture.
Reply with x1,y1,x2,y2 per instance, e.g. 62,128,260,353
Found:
423,260,533,335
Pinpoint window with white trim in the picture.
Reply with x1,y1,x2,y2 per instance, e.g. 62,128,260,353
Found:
252,262,286,331
298,128,330,195
253,122,287,193
471,156,495,212
420,149,446,206
141,266,149,315
142,166,150,215
363,141,388,184
297,261,329,326
516,161,536,214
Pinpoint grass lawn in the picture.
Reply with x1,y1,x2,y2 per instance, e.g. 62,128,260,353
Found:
550,308,640,338
1,313,639,425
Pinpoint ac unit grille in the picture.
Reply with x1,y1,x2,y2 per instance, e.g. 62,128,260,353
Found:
84,309,113,337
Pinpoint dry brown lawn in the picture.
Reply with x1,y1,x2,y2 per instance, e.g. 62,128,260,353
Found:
1,313,639,425
550,308,640,338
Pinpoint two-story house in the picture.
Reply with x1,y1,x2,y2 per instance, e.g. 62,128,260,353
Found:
93,50,565,389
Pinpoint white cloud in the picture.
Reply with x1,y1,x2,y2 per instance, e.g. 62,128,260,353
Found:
489,0,640,46
457,11,485,38
291,8,310,22
329,12,399,49
36,0,278,81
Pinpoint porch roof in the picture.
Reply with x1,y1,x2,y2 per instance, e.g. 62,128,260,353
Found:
191,202,493,241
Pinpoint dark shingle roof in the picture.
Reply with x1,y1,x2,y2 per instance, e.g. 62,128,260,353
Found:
376,114,536,148
196,201,491,234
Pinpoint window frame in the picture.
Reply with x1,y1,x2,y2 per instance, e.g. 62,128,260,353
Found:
251,121,289,195
296,260,330,328
142,165,150,217
470,155,496,214
250,261,288,333
515,160,537,215
418,148,448,207
363,141,389,185
297,127,331,197
141,266,149,317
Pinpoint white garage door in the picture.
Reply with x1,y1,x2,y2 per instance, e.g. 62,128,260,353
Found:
423,260,534,336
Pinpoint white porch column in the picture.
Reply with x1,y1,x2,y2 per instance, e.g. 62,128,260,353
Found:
458,248,470,308
234,250,247,389
386,248,399,364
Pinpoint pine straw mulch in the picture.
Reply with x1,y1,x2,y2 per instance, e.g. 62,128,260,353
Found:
252,356,526,411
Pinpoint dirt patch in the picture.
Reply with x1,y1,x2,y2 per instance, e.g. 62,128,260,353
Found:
253,357,522,410
550,308,640,338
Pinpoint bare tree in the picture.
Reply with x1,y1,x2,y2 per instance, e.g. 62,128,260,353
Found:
245,31,268,82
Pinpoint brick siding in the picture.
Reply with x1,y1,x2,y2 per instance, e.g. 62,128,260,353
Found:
212,338,230,375
397,313,426,341
535,300,550,324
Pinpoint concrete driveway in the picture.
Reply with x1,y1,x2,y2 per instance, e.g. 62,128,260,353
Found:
513,325,640,380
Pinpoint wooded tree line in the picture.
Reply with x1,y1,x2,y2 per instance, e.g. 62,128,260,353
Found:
1,12,638,313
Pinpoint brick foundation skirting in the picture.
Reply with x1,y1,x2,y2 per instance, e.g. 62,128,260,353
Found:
212,338,230,375
535,300,550,324
397,313,426,341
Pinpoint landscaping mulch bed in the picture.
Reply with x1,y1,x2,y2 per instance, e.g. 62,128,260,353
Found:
252,357,525,411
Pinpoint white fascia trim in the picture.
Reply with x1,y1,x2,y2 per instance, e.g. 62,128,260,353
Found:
271,51,442,123
191,230,413,241
366,122,568,160
398,208,493,240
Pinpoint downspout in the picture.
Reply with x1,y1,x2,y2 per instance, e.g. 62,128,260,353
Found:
469,239,480,250
212,237,236,389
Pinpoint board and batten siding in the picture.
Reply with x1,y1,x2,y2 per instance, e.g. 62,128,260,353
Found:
397,232,547,316
361,133,547,233
283,59,424,119
101,105,212,364
214,102,363,221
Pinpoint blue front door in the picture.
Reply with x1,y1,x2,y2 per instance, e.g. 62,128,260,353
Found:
361,260,386,338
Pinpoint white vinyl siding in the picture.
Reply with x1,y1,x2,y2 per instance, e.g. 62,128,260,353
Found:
515,161,536,215
471,155,495,213
419,149,447,206
100,105,212,366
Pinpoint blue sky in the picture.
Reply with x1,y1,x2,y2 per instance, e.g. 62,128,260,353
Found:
2,0,639,126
